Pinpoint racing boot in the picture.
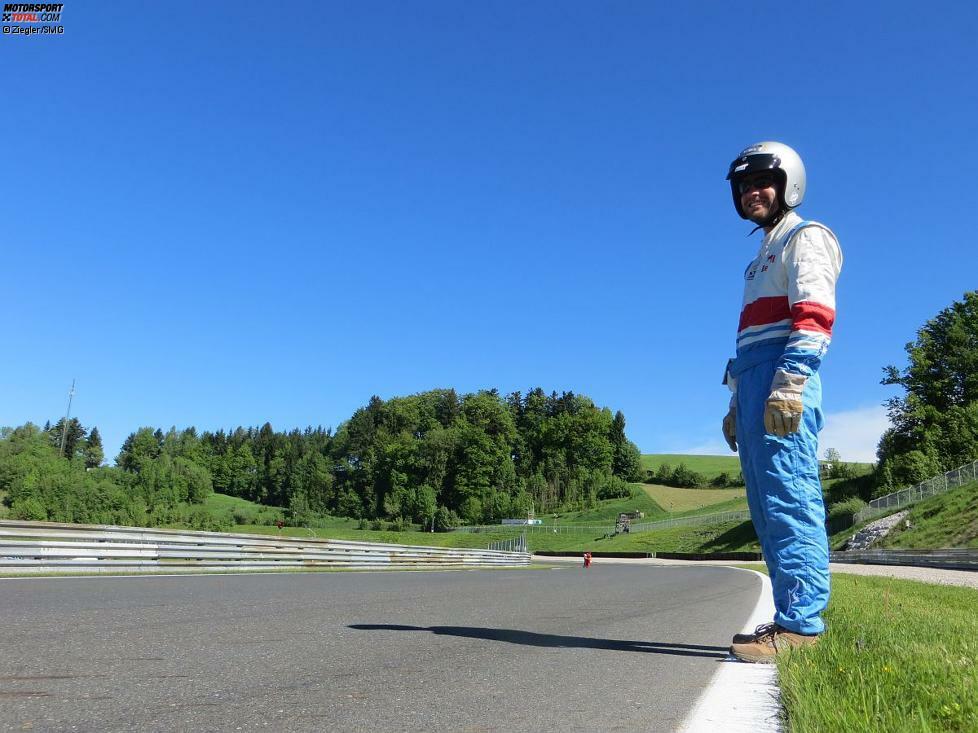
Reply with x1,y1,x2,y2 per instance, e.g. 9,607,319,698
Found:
730,624,819,663
731,622,775,645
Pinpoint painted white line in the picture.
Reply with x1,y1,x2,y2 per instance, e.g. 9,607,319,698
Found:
676,568,781,733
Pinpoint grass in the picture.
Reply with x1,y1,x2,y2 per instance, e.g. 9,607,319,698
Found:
877,480,978,549
233,515,762,554
641,454,741,479
640,483,746,513
777,574,978,732
827,479,978,551
540,490,667,524
641,453,874,482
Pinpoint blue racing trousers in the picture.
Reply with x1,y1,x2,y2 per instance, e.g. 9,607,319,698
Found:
730,347,830,635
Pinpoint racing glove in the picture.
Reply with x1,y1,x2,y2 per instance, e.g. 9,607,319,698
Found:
722,406,737,452
764,370,806,437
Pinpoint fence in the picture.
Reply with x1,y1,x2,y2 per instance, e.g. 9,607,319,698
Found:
488,533,527,553
629,511,751,532
455,510,752,536
0,520,530,575
851,459,978,526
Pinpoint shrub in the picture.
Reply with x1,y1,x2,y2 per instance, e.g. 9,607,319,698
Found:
433,506,460,532
232,507,255,525
670,463,703,488
827,496,868,520
597,475,632,500
11,497,47,521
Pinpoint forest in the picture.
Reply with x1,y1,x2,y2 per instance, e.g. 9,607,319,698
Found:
0,388,642,529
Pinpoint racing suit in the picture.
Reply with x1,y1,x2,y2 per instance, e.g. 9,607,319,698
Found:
726,210,843,635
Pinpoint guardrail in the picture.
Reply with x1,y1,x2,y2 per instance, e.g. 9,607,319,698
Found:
0,520,530,574
830,548,978,572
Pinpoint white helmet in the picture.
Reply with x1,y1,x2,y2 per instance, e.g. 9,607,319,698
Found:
726,141,806,221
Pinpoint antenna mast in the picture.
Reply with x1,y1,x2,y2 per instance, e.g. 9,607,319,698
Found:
59,379,76,458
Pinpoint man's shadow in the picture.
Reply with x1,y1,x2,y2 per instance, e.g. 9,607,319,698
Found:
349,625,729,659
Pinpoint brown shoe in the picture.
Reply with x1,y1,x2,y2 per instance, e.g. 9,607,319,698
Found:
730,624,819,663
731,622,778,645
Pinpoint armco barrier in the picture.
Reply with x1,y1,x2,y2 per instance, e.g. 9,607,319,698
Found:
0,520,530,574
830,548,978,572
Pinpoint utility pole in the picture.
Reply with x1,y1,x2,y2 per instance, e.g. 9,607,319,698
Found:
59,379,76,458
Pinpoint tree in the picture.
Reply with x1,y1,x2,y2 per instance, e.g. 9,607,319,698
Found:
117,427,162,471
610,411,643,481
877,291,978,490
49,418,87,460
84,427,104,468
823,448,842,463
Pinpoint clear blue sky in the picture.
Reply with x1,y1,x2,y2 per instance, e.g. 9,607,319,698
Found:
4,1,976,463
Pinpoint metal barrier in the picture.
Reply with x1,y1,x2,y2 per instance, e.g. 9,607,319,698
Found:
629,511,750,532
830,548,978,572
0,520,530,574
488,533,527,553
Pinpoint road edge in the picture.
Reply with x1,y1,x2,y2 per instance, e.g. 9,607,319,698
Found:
675,568,782,733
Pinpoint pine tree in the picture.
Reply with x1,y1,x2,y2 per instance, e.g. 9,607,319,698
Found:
84,427,104,469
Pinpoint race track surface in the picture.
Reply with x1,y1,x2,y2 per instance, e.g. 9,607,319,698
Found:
0,565,760,732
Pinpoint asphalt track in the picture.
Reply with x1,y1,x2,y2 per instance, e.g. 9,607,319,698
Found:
0,565,761,732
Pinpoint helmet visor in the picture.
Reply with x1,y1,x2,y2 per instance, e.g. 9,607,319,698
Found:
726,153,780,181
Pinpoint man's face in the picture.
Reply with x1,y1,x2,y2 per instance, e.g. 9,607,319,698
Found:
738,173,779,223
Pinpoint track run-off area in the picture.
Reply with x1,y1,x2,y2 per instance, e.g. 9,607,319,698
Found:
1,564,764,732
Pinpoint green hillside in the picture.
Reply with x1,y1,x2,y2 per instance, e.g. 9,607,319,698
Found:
540,490,667,524
641,454,741,479
236,516,760,554
641,483,746,513
877,480,978,549
641,453,874,482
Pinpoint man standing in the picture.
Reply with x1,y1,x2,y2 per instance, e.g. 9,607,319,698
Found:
721,141,843,663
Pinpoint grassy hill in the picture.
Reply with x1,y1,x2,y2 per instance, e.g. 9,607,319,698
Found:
540,491,668,524
234,516,761,554
641,454,741,480
640,483,746,514
876,480,978,549
641,453,874,482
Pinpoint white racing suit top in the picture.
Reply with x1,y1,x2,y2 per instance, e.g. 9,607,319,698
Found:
726,210,843,401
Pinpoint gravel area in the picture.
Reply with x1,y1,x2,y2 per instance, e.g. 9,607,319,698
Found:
535,555,978,590
827,562,978,589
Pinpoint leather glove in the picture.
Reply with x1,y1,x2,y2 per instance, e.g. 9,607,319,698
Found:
764,370,806,437
722,407,737,452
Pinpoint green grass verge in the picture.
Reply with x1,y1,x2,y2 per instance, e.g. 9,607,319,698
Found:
778,574,978,732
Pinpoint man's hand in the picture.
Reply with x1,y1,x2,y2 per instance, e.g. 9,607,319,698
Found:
722,407,737,452
764,370,807,437
764,397,802,436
